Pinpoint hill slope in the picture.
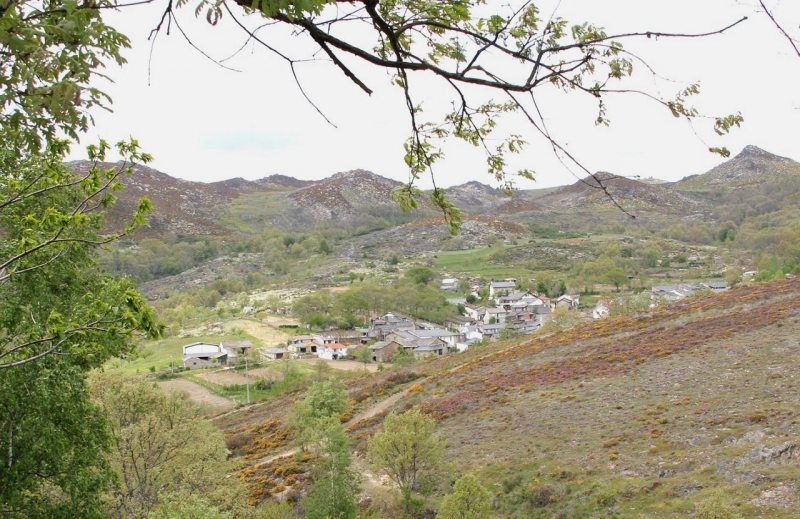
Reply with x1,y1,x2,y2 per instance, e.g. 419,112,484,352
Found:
219,278,800,517
676,145,800,190
539,172,702,214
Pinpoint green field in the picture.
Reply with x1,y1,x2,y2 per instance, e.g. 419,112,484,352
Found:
106,332,260,376
434,246,535,279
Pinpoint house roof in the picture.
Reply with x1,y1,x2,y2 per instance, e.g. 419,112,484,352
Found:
490,281,516,288
369,341,391,350
702,281,729,289
409,329,459,338
183,342,222,355
325,343,349,350
221,340,253,349
415,344,444,352
266,348,289,354
486,308,507,314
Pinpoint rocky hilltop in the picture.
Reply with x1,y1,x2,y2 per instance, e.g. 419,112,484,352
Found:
68,160,267,236
676,145,800,189
72,145,798,239
539,172,702,213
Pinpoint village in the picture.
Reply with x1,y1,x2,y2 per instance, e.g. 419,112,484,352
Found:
179,279,584,369
178,275,752,369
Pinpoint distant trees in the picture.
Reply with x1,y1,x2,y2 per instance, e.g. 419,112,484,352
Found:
368,409,444,511
294,277,455,329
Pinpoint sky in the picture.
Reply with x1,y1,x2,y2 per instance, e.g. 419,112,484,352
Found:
70,0,800,190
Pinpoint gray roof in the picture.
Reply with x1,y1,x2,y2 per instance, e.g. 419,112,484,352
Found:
480,323,506,331
369,341,391,350
415,344,444,352
490,281,516,288
266,348,289,354
409,329,459,338
703,281,728,289
221,340,253,349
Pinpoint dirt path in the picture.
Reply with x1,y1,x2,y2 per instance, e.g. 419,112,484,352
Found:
244,386,414,469
158,379,236,412
299,358,378,373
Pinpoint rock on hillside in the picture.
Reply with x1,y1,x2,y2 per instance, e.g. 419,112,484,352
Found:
444,181,510,213
337,215,526,260
676,145,800,189
539,172,701,213
279,169,426,229
68,160,266,236
256,174,315,188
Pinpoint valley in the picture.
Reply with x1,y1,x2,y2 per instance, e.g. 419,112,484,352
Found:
95,144,800,517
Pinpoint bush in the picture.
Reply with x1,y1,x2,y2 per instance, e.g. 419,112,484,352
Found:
521,483,561,507
695,493,737,519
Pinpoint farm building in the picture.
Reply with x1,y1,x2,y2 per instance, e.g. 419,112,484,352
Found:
183,342,228,369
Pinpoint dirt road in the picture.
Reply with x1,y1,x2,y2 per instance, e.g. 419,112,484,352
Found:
299,358,378,373
158,379,236,412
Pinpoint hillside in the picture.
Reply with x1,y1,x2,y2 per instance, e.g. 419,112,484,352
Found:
278,169,429,230
676,145,800,190
539,172,702,214
69,160,269,236
218,278,800,517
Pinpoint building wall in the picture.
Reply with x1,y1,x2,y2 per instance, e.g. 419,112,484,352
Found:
372,342,398,363
184,357,215,370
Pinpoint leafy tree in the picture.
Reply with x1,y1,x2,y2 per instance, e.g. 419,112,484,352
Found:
302,418,359,519
319,238,331,254
536,281,549,297
289,379,350,451
147,493,232,519
389,254,400,265
167,0,757,231
91,373,244,518
438,474,492,519
353,346,372,368
606,268,629,291
405,266,436,285
368,409,444,511
391,346,416,367
0,141,161,369
0,358,112,518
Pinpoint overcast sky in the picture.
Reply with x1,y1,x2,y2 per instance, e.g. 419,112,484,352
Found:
70,0,800,189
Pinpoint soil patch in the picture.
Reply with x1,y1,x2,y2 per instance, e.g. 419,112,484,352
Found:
158,378,235,412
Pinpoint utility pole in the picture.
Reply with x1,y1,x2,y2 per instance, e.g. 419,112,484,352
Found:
245,355,251,404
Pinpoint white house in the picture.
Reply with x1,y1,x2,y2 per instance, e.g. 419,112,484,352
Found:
484,307,508,324
318,342,349,360
182,342,228,369
489,280,517,298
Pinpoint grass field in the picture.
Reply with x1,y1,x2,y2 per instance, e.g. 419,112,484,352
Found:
434,246,535,279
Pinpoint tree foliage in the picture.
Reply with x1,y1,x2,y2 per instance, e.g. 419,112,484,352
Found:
0,140,162,369
0,358,112,518
438,474,492,519
302,418,359,519
91,373,245,518
289,378,350,450
367,409,444,510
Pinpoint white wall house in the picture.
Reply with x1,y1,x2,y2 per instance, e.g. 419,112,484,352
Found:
318,342,349,360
